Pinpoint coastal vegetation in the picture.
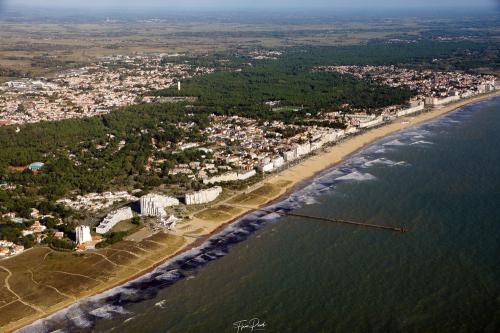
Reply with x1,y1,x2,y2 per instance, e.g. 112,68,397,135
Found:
0,41,497,223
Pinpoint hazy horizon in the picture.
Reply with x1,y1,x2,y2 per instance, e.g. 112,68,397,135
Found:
1,0,499,12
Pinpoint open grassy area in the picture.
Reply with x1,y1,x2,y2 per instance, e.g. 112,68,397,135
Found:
228,183,285,207
0,232,186,330
0,301,38,328
274,180,293,188
111,219,137,233
194,205,243,222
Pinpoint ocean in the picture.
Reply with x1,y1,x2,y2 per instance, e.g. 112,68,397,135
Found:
19,97,500,333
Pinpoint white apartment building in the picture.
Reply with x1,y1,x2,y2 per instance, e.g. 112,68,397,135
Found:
96,207,134,234
76,225,92,244
140,194,179,217
184,186,222,205
396,102,425,117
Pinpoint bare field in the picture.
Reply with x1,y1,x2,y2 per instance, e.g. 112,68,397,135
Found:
0,301,38,328
0,232,186,330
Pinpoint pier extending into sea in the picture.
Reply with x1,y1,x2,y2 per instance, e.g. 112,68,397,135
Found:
229,205,408,233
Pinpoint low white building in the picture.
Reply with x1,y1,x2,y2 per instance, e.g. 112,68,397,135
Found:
396,102,425,117
237,169,256,181
21,221,46,236
345,126,359,135
478,82,496,93
96,207,133,234
461,90,475,99
203,172,239,185
160,215,179,230
258,161,275,173
311,140,324,151
296,142,311,157
272,156,285,169
76,225,92,244
140,194,179,217
184,186,222,205
358,115,384,129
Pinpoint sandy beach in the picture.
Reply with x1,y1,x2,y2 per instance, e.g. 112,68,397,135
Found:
4,90,499,333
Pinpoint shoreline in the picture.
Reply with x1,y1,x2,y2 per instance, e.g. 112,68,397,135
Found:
7,91,499,332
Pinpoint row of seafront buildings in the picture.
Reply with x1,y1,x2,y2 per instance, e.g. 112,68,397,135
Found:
201,132,345,184
349,81,497,130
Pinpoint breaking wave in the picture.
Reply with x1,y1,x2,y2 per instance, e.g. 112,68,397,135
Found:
89,305,131,319
410,140,434,145
362,158,409,168
383,139,406,146
336,171,377,181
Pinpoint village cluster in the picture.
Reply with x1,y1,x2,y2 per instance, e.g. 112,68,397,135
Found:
165,116,348,185
317,65,496,99
0,54,212,125
0,240,24,258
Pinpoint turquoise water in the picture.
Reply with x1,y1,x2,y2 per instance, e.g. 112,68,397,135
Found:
21,97,500,333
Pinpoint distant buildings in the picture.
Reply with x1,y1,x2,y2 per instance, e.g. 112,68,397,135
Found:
317,65,496,99
0,54,206,125
96,207,133,234
76,225,92,244
140,194,179,217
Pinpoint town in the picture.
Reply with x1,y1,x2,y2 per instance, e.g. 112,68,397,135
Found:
0,54,212,125
0,53,498,257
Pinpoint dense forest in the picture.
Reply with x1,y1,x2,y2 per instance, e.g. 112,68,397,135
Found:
154,66,413,114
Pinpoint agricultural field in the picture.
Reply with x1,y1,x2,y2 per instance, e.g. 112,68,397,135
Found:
2,13,498,83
